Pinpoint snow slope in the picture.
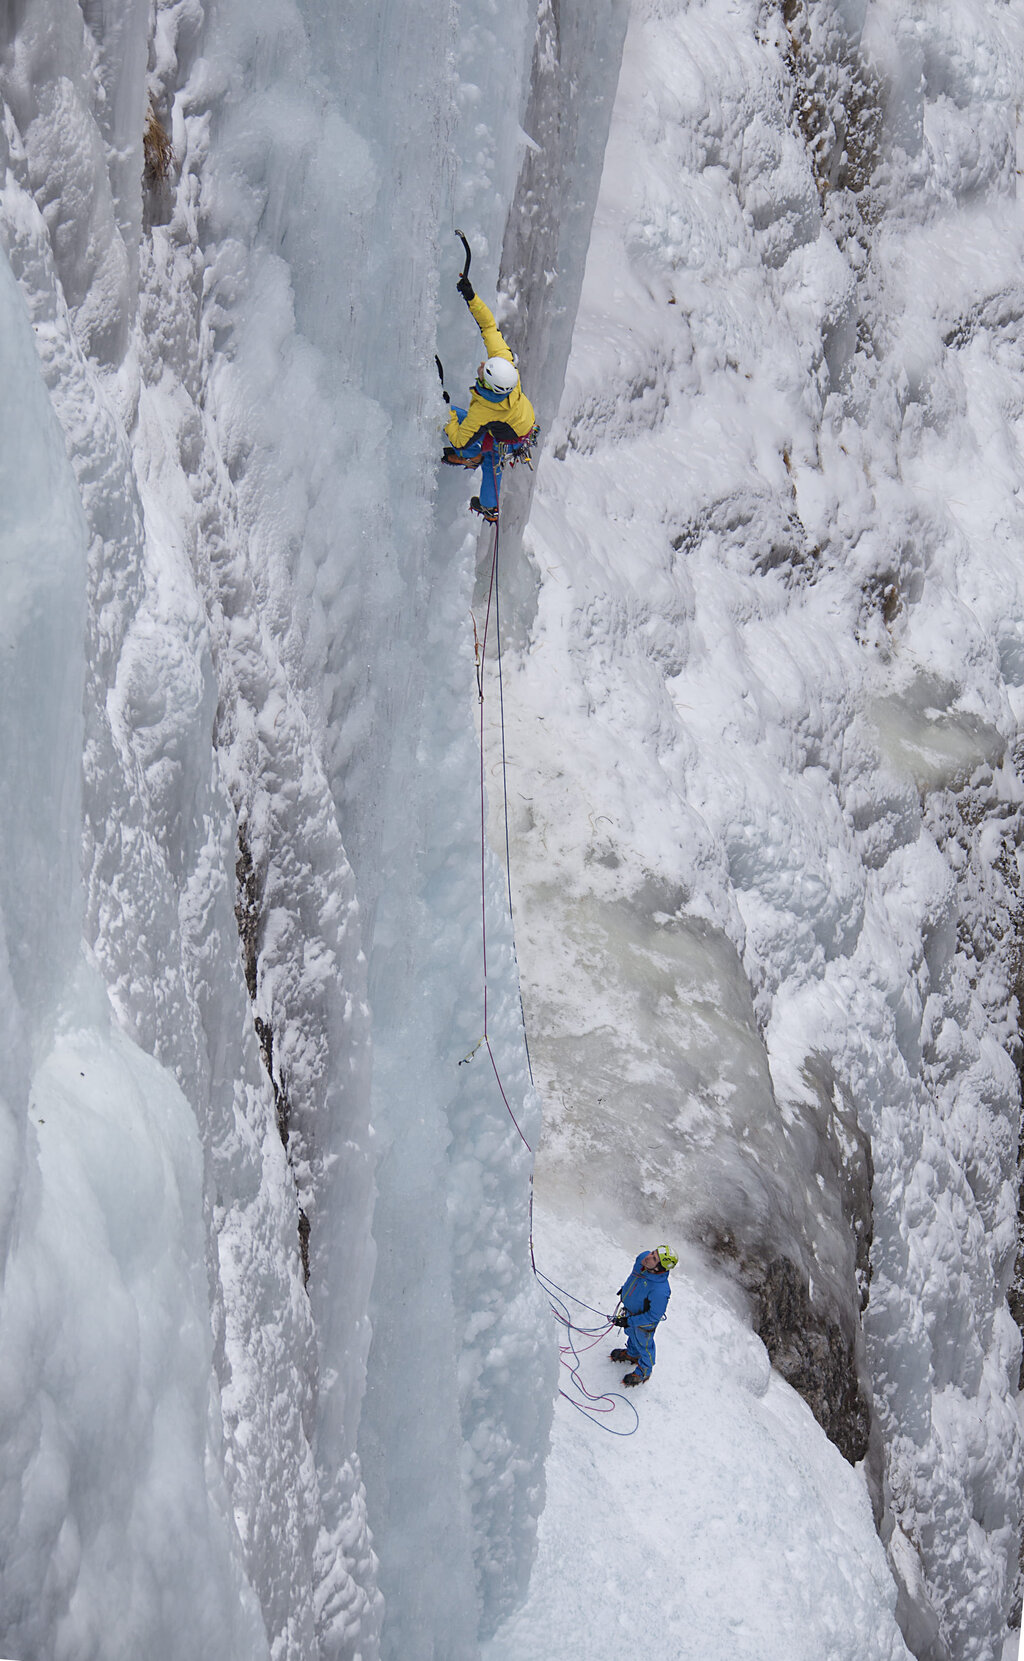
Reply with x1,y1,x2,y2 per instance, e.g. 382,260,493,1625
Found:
486,1216,909,1661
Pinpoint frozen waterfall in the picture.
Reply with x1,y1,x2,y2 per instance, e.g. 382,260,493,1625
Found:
0,0,1022,1659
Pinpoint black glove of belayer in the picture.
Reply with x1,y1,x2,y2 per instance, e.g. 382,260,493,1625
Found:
457,274,475,302
613,1313,628,1328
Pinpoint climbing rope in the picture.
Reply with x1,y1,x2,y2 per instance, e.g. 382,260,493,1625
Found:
493,544,537,1091
538,1270,640,1436
470,515,532,1151
465,510,638,1436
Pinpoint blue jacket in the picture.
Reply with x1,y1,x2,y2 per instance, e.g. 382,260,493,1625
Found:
620,1253,671,1326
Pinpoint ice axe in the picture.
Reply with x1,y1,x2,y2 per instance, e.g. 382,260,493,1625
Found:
438,231,472,402
435,353,449,404
454,227,472,283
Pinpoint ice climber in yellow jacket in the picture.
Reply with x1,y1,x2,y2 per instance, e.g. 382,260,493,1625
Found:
442,269,537,524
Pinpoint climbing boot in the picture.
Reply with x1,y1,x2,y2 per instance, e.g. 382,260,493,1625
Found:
470,496,499,523
610,1349,636,1364
442,448,477,467
622,1370,647,1387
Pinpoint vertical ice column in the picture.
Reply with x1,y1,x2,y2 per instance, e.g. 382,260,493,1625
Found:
350,4,566,1654
493,0,630,612
0,148,274,1661
0,240,86,1150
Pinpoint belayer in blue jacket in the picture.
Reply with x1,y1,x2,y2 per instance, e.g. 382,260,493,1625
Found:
611,1246,678,1386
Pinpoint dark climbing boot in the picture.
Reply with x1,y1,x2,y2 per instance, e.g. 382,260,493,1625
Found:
470,496,499,523
442,448,477,467
610,1349,636,1364
622,1370,647,1387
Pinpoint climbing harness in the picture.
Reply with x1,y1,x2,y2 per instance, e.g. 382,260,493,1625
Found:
497,421,540,472
465,508,638,1436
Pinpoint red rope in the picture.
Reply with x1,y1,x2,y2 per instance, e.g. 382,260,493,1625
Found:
468,515,636,1431
474,515,532,1152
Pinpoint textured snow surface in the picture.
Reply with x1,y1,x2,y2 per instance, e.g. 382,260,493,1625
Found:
495,0,1024,1656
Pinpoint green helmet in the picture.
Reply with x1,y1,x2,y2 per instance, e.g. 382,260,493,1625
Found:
656,1245,678,1270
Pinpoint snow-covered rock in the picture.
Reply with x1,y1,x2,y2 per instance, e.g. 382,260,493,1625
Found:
501,0,1024,1655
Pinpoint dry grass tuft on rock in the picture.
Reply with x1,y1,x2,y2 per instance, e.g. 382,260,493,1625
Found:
143,102,174,188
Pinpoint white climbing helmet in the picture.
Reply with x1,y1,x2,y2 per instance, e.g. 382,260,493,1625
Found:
480,356,519,396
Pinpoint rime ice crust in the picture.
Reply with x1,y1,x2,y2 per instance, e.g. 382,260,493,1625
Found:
0,0,381,1653
500,0,1024,1655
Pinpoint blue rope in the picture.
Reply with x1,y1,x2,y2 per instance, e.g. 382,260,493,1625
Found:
533,1265,614,1324
543,1276,639,1437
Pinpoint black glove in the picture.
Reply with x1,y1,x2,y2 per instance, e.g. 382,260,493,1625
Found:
612,1313,628,1328
457,274,475,302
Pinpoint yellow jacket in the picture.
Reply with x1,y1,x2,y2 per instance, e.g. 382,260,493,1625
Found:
444,295,536,448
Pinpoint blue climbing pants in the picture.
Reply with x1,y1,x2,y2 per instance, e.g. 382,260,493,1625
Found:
624,1320,658,1380
449,406,503,513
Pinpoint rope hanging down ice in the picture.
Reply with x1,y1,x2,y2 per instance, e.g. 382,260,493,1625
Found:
468,516,532,1149
463,511,638,1436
